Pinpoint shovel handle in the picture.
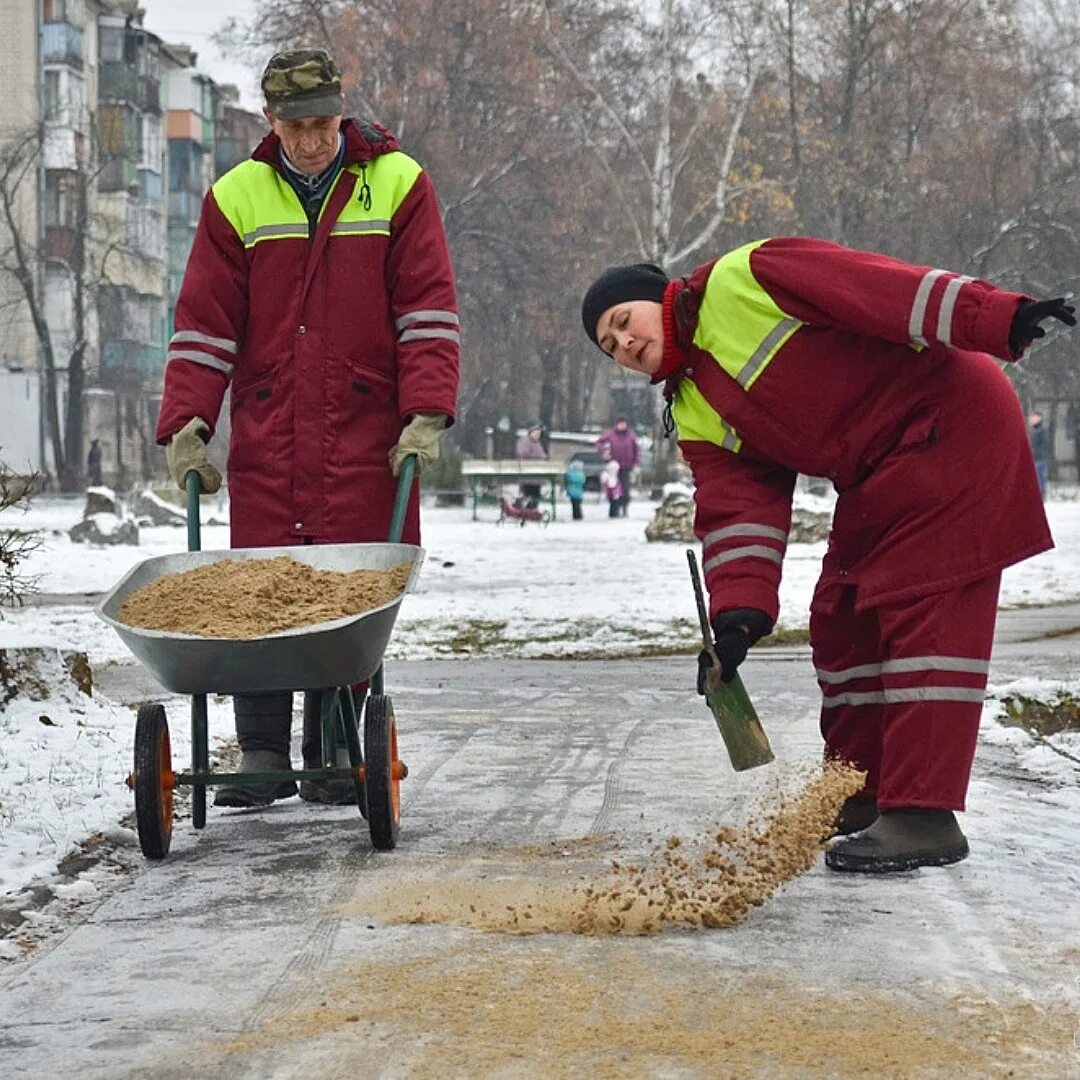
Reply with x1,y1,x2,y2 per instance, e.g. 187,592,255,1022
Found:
686,550,717,659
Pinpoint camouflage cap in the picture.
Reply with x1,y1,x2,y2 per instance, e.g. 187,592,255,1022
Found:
261,48,343,120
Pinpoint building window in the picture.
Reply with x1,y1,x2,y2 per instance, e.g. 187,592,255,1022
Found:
43,0,85,27
43,71,61,119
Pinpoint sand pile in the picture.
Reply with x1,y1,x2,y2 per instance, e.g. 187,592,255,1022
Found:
117,556,412,639
358,761,865,935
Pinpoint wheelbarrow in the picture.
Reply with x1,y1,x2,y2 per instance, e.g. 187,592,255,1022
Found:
97,457,424,860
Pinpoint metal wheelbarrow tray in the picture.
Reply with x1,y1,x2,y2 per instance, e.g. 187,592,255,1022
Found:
97,542,425,696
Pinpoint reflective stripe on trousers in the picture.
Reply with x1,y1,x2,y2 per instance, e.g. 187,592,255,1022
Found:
809,573,1001,810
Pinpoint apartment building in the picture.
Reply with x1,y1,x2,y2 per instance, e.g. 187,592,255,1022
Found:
0,0,261,488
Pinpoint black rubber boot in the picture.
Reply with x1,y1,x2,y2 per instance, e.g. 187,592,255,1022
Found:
825,809,969,873
831,796,878,837
214,692,297,807
299,688,365,806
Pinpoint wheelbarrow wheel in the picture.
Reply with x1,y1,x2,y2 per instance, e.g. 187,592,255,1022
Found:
364,694,402,851
133,702,173,859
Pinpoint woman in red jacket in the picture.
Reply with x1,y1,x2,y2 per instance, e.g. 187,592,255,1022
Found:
581,240,1074,873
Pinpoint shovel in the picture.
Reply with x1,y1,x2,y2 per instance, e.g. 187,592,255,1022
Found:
687,549,775,772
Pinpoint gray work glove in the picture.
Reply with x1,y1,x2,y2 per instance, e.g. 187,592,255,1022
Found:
389,412,448,476
165,417,222,494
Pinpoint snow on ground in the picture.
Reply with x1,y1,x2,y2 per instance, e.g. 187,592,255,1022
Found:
4,489,1080,663
0,488,1078,926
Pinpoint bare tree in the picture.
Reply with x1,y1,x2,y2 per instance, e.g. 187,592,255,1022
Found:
541,0,772,270
0,453,41,608
0,121,129,491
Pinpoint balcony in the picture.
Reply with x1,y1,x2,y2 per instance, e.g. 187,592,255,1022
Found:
138,169,163,204
98,155,138,194
44,225,78,264
99,65,161,113
167,189,204,226
41,22,84,69
43,127,83,171
166,110,203,142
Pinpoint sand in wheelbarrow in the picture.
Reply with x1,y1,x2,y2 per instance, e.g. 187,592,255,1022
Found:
116,555,413,639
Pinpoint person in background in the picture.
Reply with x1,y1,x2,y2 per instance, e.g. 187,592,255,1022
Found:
86,439,103,487
581,238,1075,873
564,457,587,520
1028,411,1050,501
599,447,623,518
596,417,640,517
515,422,548,508
156,48,459,808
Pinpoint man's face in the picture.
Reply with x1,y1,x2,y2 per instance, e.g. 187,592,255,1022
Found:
595,300,665,377
265,110,342,175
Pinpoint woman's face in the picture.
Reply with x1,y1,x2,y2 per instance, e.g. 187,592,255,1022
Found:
595,300,664,376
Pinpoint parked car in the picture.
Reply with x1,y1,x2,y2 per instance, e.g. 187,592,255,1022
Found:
565,450,607,493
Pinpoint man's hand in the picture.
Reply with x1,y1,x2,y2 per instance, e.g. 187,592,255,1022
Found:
1009,297,1077,357
165,417,221,494
389,413,448,476
696,608,774,692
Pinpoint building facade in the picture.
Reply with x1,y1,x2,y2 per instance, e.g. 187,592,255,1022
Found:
0,0,262,488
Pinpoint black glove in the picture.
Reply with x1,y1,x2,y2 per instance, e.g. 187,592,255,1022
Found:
696,608,774,692
1008,297,1076,357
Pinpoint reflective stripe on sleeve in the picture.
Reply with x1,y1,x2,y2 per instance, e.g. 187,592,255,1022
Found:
908,268,947,346
396,310,460,330
936,275,974,348
170,330,238,354
166,350,234,375
399,327,461,345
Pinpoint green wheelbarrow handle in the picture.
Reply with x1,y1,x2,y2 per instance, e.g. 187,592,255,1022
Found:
184,453,419,553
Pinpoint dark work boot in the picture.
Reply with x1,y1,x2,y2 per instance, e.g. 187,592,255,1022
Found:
299,688,365,806
214,692,297,807
825,809,969,873
831,796,878,837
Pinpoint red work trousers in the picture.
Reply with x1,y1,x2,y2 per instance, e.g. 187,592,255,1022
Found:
809,573,1001,811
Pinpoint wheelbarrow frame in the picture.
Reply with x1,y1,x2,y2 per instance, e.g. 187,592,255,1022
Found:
108,457,420,859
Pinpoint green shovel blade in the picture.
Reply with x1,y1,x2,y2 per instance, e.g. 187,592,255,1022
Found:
704,670,775,771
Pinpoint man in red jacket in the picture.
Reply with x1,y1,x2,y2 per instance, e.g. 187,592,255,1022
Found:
582,240,1074,873
158,49,460,807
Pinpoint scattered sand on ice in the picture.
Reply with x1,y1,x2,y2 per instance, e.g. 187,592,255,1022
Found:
214,947,1073,1077
349,760,866,935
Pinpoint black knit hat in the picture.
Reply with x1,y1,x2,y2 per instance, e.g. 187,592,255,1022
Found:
581,263,669,348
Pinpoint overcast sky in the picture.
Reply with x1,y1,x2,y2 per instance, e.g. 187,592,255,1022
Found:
142,0,263,110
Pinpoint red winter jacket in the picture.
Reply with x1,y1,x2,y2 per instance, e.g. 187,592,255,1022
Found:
156,119,459,547
660,238,1051,622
